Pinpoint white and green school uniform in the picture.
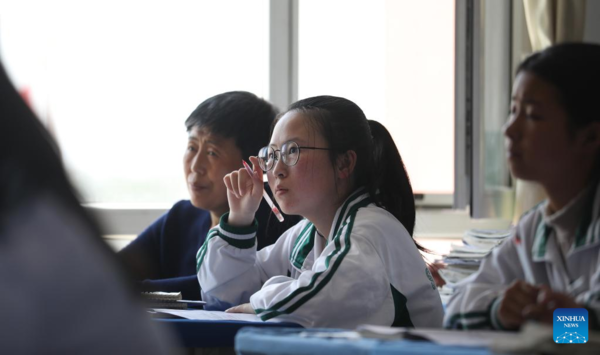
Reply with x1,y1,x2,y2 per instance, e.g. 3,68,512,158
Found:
197,190,444,329
444,181,600,330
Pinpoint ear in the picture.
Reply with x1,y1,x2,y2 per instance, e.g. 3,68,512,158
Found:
580,122,600,152
335,150,357,180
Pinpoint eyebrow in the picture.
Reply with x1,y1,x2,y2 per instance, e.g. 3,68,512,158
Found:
187,135,221,146
511,96,542,105
270,138,306,147
205,139,221,146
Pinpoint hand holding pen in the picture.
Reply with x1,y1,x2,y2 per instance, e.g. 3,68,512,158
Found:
223,156,283,228
242,160,284,222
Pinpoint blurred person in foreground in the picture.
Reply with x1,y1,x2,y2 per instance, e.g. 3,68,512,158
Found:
0,60,175,354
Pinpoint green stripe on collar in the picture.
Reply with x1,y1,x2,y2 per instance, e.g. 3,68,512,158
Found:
290,224,316,269
331,188,368,238
531,219,551,261
290,223,313,261
574,188,596,250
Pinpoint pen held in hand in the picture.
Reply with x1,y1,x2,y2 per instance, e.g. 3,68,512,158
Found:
242,160,284,222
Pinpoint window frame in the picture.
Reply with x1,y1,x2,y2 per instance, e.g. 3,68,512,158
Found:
92,0,515,235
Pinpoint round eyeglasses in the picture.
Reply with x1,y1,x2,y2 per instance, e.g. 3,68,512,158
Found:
258,141,331,172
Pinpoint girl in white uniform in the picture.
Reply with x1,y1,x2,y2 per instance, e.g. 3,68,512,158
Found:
445,43,600,330
197,96,443,328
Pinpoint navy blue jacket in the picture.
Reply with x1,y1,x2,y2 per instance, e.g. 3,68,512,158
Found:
119,198,300,299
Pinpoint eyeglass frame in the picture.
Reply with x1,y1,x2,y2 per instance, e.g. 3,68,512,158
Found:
258,141,331,172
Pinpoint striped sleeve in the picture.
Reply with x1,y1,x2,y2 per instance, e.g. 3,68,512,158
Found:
197,213,304,311
444,234,524,329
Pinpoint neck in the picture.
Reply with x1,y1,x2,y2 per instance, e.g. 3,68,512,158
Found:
306,183,355,239
543,169,595,214
307,205,338,239
210,208,227,228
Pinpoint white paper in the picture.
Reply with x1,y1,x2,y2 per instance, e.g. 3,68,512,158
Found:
151,309,276,322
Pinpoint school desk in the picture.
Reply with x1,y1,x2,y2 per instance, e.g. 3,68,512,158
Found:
154,317,302,348
234,327,494,355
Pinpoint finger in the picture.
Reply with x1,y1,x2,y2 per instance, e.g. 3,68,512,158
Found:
501,302,526,324
506,281,539,306
249,156,264,177
238,168,254,197
522,304,538,317
223,174,239,199
516,280,540,300
248,156,265,198
504,290,536,309
229,171,241,198
535,285,555,304
225,305,241,313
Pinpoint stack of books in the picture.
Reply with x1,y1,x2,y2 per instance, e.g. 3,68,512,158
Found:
438,229,512,304
141,291,188,309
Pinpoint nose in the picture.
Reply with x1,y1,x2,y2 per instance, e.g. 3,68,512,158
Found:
271,152,287,179
190,152,207,175
503,112,520,142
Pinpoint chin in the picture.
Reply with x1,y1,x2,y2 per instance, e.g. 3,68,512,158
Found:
277,202,295,216
189,196,210,210
509,169,537,183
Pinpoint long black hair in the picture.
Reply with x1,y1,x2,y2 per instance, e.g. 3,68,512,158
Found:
284,96,421,248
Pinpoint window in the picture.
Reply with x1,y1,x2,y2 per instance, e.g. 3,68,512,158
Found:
298,0,455,196
0,0,269,204
1,0,515,234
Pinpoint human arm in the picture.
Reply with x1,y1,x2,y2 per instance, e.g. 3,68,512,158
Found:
444,234,528,330
118,214,165,280
196,216,301,310
522,257,600,330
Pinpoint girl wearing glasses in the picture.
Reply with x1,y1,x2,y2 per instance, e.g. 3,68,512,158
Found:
197,96,444,328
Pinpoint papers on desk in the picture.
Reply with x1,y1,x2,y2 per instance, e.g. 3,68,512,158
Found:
492,323,600,354
440,228,513,287
151,309,276,322
356,325,518,347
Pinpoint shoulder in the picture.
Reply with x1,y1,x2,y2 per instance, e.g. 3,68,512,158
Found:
351,204,411,243
137,200,210,241
163,200,210,224
515,201,545,237
169,200,208,216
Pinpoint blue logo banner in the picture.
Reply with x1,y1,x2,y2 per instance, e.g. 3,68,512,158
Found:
553,308,588,344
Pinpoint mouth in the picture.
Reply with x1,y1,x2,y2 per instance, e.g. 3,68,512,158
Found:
507,150,522,159
275,187,288,196
505,144,521,159
189,183,209,192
